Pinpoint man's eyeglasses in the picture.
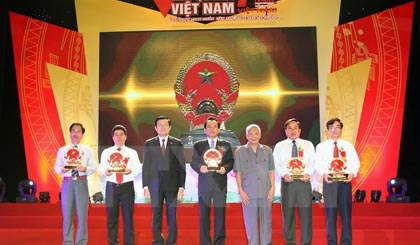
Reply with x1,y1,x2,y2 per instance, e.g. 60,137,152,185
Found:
328,126,342,130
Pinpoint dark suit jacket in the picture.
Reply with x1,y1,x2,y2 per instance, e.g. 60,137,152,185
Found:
190,139,234,193
142,136,186,193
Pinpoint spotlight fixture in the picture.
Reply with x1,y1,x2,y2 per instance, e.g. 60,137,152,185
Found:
354,189,366,203
16,179,38,203
370,190,381,203
386,177,410,203
39,192,51,203
91,192,104,203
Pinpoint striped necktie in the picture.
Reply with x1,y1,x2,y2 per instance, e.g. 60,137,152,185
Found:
71,145,79,178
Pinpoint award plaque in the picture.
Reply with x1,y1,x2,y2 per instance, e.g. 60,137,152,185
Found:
64,148,81,170
203,149,222,171
108,152,129,173
287,157,305,179
328,158,348,181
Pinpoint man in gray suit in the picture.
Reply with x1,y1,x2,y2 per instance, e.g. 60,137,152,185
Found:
234,124,275,245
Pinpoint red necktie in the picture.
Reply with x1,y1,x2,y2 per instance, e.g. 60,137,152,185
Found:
333,141,339,158
161,139,166,156
116,147,123,184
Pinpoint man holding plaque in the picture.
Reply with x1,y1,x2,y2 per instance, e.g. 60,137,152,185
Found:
54,122,97,245
98,125,141,245
190,117,234,245
234,124,275,245
315,118,360,245
273,118,315,245
142,115,186,245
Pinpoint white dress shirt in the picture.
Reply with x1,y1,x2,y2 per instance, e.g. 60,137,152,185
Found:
315,139,360,176
98,145,141,184
273,138,315,178
54,143,97,177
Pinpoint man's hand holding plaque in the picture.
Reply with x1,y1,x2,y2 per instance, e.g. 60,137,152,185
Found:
203,149,222,171
328,158,348,181
287,157,305,180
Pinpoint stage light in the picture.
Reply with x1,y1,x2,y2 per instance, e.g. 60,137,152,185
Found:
312,191,323,203
39,192,50,203
0,177,5,202
370,190,381,203
354,189,366,203
91,192,104,203
386,177,410,203
16,179,38,203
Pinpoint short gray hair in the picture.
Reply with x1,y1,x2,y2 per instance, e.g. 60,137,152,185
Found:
245,124,261,134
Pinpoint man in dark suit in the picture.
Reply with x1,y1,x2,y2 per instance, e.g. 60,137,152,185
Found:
190,117,234,245
142,115,186,245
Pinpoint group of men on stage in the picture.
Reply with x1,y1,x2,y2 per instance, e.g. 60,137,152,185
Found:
55,116,359,245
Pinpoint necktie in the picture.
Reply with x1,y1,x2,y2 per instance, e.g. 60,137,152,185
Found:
333,141,339,158
161,138,166,156
71,145,79,178
291,140,298,158
71,169,79,178
210,140,215,149
116,147,123,184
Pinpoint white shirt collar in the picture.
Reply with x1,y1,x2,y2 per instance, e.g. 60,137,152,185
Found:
159,136,168,142
208,137,218,144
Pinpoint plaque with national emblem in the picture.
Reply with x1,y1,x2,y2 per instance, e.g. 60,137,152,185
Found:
64,147,81,169
203,148,222,171
328,158,348,181
287,157,305,179
108,151,129,172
